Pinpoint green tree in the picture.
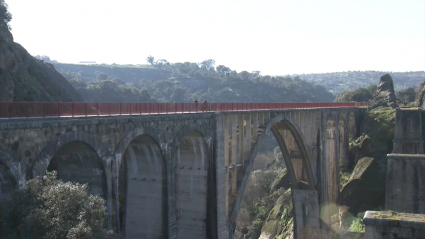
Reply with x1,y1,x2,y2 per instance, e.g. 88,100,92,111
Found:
0,171,119,239
199,59,215,71
0,0,12,30
146,55,155,65
216,65,231,76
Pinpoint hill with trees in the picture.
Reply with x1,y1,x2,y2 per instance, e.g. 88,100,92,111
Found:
299,71,425,95
52,58,335,103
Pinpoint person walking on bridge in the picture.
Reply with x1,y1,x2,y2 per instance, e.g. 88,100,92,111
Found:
202,99,208,112
193,99,198,112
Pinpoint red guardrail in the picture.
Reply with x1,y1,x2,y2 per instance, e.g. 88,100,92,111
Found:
0,102,368,119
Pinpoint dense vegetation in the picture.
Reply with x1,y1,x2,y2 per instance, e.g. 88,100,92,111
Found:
51,59,335,103
0,171,119,239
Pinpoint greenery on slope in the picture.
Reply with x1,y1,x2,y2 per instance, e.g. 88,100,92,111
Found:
51,58,335,103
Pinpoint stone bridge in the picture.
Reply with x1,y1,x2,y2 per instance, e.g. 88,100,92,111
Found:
0,106,364,239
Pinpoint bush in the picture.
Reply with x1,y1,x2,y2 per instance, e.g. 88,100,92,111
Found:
0,171,119,239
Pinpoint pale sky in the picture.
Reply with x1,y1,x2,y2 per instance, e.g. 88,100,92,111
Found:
6,0,425,75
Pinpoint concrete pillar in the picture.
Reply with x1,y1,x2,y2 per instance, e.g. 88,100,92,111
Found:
252,113,258,141
244,114,252,163
230,115,237,196
223,115,229,220
238,114,244,168
393,108,424,154
292,189,320,239
386,154,425,213
259,113,265,128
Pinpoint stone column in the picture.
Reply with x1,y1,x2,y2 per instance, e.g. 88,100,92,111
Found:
393,108,424,154
244,114,252,163
223,115,229,221
230,115,237,196
252,113,258,141
238,114,244,168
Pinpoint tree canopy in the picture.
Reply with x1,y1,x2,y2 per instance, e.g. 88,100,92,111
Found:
0,171,119,239
0,0,11,30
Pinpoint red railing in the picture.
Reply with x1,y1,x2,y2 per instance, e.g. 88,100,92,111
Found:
0,102,368,119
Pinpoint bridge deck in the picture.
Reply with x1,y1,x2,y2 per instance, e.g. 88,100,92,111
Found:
0,102,367,119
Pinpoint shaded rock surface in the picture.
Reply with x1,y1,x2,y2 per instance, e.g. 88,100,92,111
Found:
368,74,397,110
269,168,290,193
339,157,385,214
0,28,82,102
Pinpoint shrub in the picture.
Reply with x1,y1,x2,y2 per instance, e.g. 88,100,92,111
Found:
0,171,119,239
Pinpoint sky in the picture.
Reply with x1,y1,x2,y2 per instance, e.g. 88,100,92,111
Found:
6,0,425,75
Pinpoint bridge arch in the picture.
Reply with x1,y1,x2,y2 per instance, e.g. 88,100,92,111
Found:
171,125,216,239
115,129,167,239
30,132,109,202
32,131,111,178
230,112,317,237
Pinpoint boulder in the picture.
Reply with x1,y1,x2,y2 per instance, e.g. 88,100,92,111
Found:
339,157,385,214
259,189,293,239
368,74,397,109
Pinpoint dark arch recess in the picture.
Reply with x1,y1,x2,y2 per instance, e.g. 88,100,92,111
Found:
172,127,217,239
46,141,107,198
32,131,111,179
118,133,167,238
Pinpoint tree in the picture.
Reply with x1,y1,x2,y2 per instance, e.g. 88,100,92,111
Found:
0,171,119,239
155,59,170,67
0,0,12,30
96,71,108,81
216,65,231,76
146,55,155,65
199,59,215,71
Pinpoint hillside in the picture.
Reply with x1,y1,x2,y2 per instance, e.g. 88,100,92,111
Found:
53,61,335,103
0,15,82,102
299,71,425,95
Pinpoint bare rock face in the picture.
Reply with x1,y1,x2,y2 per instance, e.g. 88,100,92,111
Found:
0,27,82,102
416,81,425,109
368,74,397,109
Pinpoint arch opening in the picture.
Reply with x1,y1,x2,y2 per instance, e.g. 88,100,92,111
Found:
235,118,316,238
176,130,212,239
118,134,166,239
47,141,107,198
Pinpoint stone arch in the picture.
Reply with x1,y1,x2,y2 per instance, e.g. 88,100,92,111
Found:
229,112,316,235
171,125,216,239
117,132,167,239
32,131,111,178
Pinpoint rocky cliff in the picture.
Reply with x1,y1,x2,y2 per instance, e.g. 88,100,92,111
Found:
0,28,82,102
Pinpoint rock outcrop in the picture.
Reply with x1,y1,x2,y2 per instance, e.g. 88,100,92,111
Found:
416,81,425,109
339,157,385,214
0,27,82,102
368,74,397,109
